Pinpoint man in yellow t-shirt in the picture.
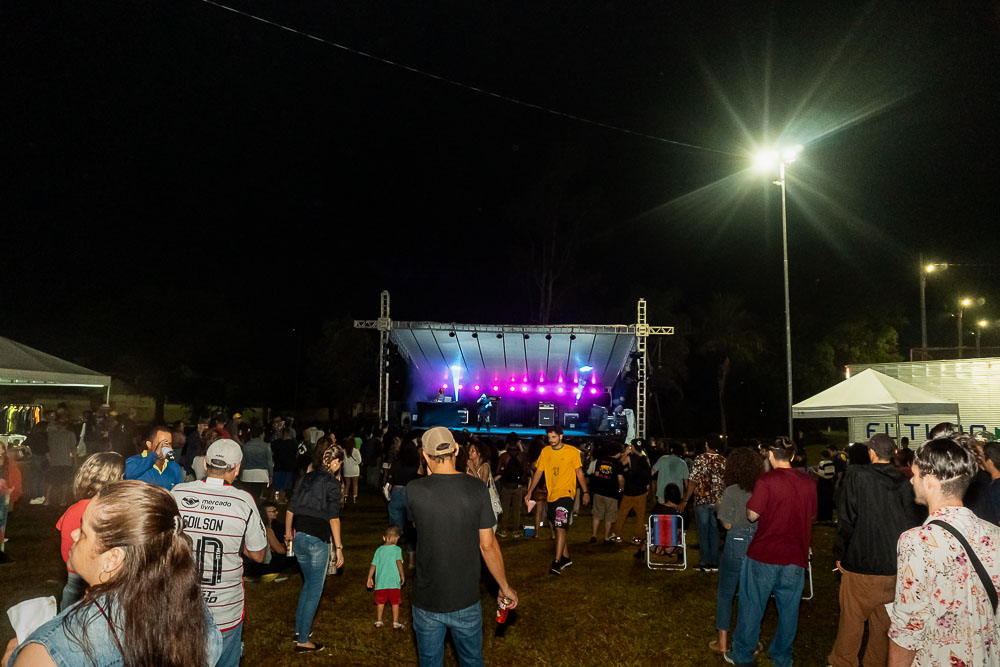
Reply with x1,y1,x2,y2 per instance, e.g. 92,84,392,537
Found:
525,426,590,575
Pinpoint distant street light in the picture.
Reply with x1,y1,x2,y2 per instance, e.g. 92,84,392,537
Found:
755,144,802,441
957,297,976,358
976,319,988,357
918,256,948,353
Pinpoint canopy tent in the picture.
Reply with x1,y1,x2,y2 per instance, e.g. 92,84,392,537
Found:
792,368,959,433
0,337,111,399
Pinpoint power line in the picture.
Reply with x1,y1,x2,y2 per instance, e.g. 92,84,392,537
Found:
195,0,740,157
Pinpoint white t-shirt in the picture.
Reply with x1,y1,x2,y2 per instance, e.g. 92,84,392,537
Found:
171,477,267,632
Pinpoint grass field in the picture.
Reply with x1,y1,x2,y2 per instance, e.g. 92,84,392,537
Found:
1,482,843,666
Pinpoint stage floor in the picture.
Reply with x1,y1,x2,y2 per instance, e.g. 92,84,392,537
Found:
459,426,593,438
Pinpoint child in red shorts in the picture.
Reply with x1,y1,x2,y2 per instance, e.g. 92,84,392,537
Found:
367,525,405,628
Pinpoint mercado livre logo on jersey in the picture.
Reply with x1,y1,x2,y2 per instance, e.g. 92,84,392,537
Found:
182,496,199,508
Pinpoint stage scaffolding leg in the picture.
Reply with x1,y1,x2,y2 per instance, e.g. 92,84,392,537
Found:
636,298,648,442
378,290,391,426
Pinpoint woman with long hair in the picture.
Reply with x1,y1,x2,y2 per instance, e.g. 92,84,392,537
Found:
465,439,492,484
285,439,345,653
710,446,765,655
56,452,125,610
2,480,221,666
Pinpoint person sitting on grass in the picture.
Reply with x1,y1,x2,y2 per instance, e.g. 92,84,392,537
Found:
244,501,294,582
367,524,405,629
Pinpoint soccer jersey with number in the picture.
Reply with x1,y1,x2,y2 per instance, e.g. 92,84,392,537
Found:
171,477,267,631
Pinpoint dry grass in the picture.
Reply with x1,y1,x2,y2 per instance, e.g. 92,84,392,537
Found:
2,490,841,666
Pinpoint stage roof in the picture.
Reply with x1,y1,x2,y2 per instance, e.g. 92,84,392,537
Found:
387,322,637,396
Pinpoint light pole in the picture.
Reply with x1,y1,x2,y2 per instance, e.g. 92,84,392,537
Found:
976,319,988,357
957,297,973,358
755,144,802,441
919,257,947,355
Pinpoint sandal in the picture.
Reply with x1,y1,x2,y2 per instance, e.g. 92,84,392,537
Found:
392,622,404,630
374,621,384,628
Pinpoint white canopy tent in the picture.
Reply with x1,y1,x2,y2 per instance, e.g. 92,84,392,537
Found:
792,368,960,436
0,337,111,400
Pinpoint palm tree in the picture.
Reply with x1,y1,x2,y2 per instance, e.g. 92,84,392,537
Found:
700,293,766,436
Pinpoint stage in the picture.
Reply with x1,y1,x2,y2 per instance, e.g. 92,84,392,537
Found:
448,425,593,439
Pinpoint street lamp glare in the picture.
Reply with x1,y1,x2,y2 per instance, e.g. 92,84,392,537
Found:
924,264,936,273
961,298,973,307
978,320,989,328
782,144,803,162
754,150,779,172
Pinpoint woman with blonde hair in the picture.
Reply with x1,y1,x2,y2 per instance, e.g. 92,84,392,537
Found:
3,480,222,666
56,452,125,609
285,439,345,652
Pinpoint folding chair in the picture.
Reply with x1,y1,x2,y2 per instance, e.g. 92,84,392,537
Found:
647,513,686,570
802,547,814,600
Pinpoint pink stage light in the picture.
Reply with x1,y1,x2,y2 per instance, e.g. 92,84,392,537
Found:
493,385,499,391
442,384,448,389
539,386,546,393
522,375,528,383
557,387,565,394
458,385,464,390
558,377,564,384
509,386,516,392
510,376,515,382
589,387,598,395
474,385,480,391
521,385,528,392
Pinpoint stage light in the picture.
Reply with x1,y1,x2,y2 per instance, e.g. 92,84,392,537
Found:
557,387,565,394
522,374,528,382
545,334,552,340
448,332,456,337
509,386,516,392
442,384,448,389
493,385,499,391
496,333,503,339
558,377,564,383
589,387,598,395
474,384,480,391
579,365,594,372
569,334,576,340
472,332,478,338
458,385,464,390
521,385,529,392
539,386,546,393
523,334,530,340
510,376,515,382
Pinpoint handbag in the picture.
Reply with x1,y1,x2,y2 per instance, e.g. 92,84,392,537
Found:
929,520,998,614
486,472,503,518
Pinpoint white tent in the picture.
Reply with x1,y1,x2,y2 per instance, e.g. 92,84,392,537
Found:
792,368,959,433
0,337,111,400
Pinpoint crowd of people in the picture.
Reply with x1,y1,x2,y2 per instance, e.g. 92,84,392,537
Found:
2,406,1000,666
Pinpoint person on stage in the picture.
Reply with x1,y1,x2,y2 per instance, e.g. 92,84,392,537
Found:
476,394,493,432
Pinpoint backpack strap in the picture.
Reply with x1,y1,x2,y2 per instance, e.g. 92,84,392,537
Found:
929,519,999,614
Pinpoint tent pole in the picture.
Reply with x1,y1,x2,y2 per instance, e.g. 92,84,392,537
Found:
895,414,901,441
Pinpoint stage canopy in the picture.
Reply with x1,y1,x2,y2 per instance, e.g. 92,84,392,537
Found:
792,368,959,419
0,337,111,393
388,322,636,404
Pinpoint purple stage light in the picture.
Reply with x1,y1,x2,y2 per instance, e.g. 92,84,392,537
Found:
539,386,546,393
474,384,480,391
521,385,528,392
509,386,516,392
493,385,499,391
557,387,565,394
589,387,598,395
442,384,448,389
458,384,464,390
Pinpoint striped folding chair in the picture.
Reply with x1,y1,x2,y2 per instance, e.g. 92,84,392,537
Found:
647,513,686,570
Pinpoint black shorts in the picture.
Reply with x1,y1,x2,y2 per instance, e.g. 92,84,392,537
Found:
546,496,574,528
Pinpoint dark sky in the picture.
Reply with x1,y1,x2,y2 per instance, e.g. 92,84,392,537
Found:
3,0,999,386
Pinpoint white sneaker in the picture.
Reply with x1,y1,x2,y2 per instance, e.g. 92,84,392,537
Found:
29,497,45,505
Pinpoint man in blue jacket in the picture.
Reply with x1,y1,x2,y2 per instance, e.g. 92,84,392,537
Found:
124,425,183,490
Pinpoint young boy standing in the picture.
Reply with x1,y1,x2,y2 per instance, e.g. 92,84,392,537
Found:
367,525,406,628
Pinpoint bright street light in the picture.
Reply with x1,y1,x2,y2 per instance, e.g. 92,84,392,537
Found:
755,144,802,441
957,297,980,358
918,257,948,354
977,319,989,357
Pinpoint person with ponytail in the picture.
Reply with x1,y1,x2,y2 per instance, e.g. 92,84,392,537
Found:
285,438,345,653
2,480,222,667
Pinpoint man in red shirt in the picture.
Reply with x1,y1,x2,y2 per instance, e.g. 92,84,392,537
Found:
725,437,816,667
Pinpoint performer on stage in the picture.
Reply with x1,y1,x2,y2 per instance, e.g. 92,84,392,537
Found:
476,393,493,432
434,388,446,402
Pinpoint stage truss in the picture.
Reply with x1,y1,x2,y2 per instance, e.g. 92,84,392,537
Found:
355,291,672,440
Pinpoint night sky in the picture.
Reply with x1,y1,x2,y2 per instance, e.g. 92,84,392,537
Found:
3,1,998,427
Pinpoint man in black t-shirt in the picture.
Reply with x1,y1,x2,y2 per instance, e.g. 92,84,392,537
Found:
406,427,518,666
589,441,625,543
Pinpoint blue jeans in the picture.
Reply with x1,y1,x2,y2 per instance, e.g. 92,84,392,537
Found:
216,623,243,667
293,532,330,643
388,487,407,532
715,526,755,631
695,504,720,567
731,557,805,667
28,456,46,499
412,602,484,667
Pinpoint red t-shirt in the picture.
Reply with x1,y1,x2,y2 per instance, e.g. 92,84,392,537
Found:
56,499,90,569
746,467,816,568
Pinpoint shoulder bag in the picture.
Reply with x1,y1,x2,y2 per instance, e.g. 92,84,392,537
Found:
929,519,998,614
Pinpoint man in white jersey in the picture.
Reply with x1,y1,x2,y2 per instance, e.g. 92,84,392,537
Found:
172,439,267,667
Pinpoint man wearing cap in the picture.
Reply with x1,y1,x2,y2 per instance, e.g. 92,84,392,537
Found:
171,439,267,667
524,425,590,575
124,425,184,491
827,433,922,667
405,427,518,666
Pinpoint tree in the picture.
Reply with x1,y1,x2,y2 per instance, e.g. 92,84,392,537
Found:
699,293,766,436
